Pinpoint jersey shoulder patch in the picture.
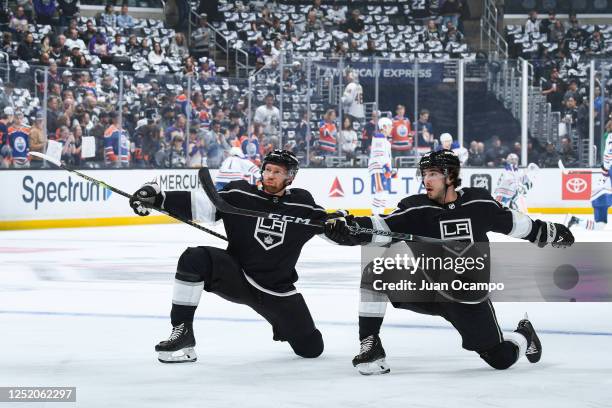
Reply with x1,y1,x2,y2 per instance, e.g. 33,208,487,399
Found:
223,179,253,192
461,187,502,206
287,188,318,206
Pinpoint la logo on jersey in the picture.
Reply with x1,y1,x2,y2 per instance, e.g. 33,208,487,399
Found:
254,217,286,250
439,218,474,256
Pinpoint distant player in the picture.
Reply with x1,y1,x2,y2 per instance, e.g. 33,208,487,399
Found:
493,153,538,213
438,133,468,165
369,117,395,215
324,149,574,374
341,69,365,123
215,147,261,190
129,150,342,363
567,133,612,230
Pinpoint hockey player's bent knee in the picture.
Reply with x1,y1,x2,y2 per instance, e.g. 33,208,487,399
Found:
290,329,324,358
177,247,211,282
479,341,519,370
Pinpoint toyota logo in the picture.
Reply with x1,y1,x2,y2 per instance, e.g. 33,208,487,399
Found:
566,178,587,193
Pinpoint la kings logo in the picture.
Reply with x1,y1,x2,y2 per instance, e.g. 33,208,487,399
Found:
254,217,287,250
439,218,474,256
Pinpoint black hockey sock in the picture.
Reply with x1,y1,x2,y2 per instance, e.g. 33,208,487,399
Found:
359,316,384,340
171,304,197,326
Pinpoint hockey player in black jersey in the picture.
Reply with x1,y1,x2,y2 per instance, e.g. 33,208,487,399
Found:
325,149,575,374
129,150,336,363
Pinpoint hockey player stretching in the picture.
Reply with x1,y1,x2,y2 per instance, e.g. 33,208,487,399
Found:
325,150,574,374
129,150,336,363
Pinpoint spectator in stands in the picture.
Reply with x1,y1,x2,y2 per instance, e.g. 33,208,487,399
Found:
327,4,347,27
58,0,79,28
16,31,38,62
363,39,381,57
169,32,189,59
344,9,364,34
586,30,604,56
309,0,325,21
191,13,210,57
165,132,187,168
415,109,434,150
283,18,298,43
126,34,139,54
29,113,46,168
360,110,377,154
110,33,126,55
563,18,588,54
524,10,540,34
526,139,540,164
444,24,464,45
117,4,136,31
485,136,508,167
425,19,441,41
100,3,117,28
33,0,56,25
339,116,358,161
333,42,347,58
39,34,52,55
440,0,463,32
58,125,76,164
466,141,485,166
187,127,206,168
66,28,85,51
249,36,265,69
9,6,30,40
564,12,579,31
539,11,557,37
81,20,97,45
541,67,564,111
318,108,337,156
2,33,15,56
548,19,565,44
294,110,310,157
305,9,323,33
539,142,559,167
139,37,150,57
253,93,280,139
148,41,165,65
562,96,579,135
559,136,579,167
563,79,582,104
89,31,111,57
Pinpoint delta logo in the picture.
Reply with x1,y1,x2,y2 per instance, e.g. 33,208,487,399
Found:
329,177,344,198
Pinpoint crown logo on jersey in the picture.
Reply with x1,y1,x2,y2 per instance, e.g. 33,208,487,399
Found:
264,235,274,245
329,177,344,198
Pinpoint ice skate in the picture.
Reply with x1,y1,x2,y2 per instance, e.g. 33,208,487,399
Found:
515,314,542,363
155,323,197,363
352,334,390,375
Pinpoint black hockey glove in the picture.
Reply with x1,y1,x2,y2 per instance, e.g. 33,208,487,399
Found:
324,216,361,246
129,181,165,216
533,220,575,248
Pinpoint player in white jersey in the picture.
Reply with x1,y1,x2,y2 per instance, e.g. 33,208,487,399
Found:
567,133,612,230
439,133,468,165
368,117,395,215
215,147,261,190
342,69,365,122
493,153,537,213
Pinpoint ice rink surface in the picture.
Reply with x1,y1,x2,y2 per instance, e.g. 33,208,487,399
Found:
1,215,611,408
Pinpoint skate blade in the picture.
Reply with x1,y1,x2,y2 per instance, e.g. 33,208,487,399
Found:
356,358,390,375
157,347,197,364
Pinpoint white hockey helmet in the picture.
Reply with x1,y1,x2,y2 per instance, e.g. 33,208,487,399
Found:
230,146,245,158
506,153,519,166
378,117,393,133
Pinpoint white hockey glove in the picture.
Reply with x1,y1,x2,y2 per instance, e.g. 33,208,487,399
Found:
129,181,165,216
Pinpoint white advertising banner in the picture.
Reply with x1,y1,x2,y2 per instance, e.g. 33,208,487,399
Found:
0,167,600,226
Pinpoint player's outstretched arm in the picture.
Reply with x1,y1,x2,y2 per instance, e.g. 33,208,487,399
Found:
130,182,217,224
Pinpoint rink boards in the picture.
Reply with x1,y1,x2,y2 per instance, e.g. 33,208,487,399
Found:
0,167,603,229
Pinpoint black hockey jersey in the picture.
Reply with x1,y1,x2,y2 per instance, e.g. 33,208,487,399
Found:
164,180,328,294
355,187,539,244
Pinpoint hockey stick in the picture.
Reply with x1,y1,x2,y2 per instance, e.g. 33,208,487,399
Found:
29,152,228,241
198,167,451,245
558,159,600,175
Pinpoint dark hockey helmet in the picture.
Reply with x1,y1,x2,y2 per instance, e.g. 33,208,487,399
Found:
262,149,300,179
417,149,462,187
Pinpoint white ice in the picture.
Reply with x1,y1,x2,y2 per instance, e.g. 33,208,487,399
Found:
1,215,611,408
